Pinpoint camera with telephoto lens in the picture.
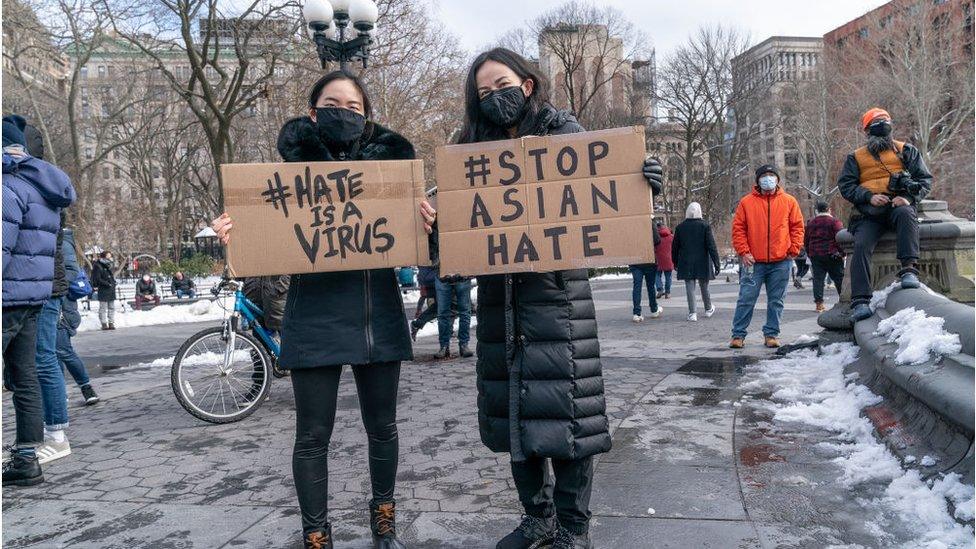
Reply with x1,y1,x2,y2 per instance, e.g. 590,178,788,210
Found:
887,171,922,196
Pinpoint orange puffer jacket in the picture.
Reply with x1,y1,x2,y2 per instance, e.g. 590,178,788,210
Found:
731,186,805,263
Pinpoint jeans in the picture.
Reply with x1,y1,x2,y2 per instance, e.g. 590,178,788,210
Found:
731,259,791,339
98,300,115,325
175,289,196,299
810,256,845,304
511,456,595,534
57,326,90,387
849,205,919,304
435,278,472,348
291,362,400,535
2,305,45,447
35,297,69,429
655,270,673,295
684,279,712,315
629,264,658,315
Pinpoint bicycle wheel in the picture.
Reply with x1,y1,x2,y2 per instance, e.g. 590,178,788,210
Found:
171,326,272,423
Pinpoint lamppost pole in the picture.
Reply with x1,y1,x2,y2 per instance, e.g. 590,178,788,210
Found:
303,0,378,72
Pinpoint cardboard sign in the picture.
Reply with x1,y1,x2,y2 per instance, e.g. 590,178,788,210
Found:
434,126,655,276
221,160,429,277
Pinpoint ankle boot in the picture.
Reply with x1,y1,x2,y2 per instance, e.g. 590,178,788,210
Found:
303,524,333,549
370,500,406,549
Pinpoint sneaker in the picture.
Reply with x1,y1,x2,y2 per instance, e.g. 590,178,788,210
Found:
81,384,100,405
552,526,593,549
900,272,921,289
729,337,745,349
2,452,43,486
687,313,698,322
850,303,873,322
496,514,557,549
703,306,716,318
434,347,451,359
36,437,71,465
649,306,663,318
632,315,644,323
656,291,664,298
459,344,474,358
410,321,420,342
303,525,333,549
815,302,826,313
764,336,781,348
664,293,671,299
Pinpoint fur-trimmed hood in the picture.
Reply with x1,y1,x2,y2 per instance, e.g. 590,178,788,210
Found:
276,116,415,163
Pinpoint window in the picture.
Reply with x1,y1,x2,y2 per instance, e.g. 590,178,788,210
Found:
97,65,106,78
85,147,93,160
130,188,138,199
785,152,799,167
102,167,111,179
151,167,160,179
113,166,120,179
80,67,88,79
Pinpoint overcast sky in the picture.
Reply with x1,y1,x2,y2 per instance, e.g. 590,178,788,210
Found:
433,0,889,59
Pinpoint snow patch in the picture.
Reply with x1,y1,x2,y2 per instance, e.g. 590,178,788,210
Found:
78,296,232,332
874,308,962,365
741,343,974,547
921,455,939,467
792,334,819,345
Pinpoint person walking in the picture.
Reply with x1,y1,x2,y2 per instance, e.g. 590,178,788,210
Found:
214,70,413,549
837,108,932,322
654,221,674,299
90,251,117,330
729,165,805,349
58,226,99,405
2,114,76,486
418,48,663,549
629,225,662,323
672,202,721,322
805,201,846,313
433,273,473,359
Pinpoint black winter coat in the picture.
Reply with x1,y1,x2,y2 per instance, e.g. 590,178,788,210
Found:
672,218,720,281
90,258,116,302
475,104,611,462
276,116,415,370
136,278,157,296
51,211,68,298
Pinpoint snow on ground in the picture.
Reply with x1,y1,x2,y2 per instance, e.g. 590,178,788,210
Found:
870,280,943,311
592,272,632,281
791,334,819,345
741,343,974,548
874,307,962,365
78,296,232,332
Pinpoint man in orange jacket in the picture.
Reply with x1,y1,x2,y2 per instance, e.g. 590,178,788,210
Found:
729,165,805,349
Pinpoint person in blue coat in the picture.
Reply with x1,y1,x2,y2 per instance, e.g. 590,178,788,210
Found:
2,114,76,486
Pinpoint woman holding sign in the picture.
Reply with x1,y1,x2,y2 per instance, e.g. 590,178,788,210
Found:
213,70,410,549
419,48,663,549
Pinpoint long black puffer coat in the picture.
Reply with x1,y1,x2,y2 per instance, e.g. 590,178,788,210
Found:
276,116,415,370
672,218,721,281
475,104,611,462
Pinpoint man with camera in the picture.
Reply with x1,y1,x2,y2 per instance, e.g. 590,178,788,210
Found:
838,108,932,322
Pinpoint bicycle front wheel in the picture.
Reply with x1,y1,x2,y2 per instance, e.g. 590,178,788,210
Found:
171,326,272,423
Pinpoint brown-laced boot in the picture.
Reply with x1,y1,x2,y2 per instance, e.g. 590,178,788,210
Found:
764,336,781,348
815,302,826,313
304,525,333,549
729,337,745,349
370,500,406,549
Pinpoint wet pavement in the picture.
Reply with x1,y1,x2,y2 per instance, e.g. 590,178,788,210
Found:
4,277,921,548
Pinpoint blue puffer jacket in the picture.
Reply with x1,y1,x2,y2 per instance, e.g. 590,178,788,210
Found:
2,148,76,307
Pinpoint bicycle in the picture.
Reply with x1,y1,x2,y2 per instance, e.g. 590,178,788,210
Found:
171,274,286,423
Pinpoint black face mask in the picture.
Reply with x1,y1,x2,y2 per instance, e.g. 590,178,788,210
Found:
315,107,366,146
479,85,527,128
867,120,892,137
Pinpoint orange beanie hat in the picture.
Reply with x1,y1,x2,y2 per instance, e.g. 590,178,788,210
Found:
861,108,890,130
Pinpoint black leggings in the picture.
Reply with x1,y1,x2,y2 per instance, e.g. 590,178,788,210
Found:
291,362,401,534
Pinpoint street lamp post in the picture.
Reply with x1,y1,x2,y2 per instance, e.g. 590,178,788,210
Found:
302,0,379,71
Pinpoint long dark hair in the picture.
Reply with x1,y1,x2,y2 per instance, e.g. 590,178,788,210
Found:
458,47,550,144
308,69,373,119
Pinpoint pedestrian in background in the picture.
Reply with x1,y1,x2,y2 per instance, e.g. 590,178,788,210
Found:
171,271,196,299
672,202,720,322
805,200,845,313
135,274,161,309
90,251,117,330
3,114,76,486
654,221,674,300
58,226,99,406
729,165,804,349
629,223,662,322
434,273,473,358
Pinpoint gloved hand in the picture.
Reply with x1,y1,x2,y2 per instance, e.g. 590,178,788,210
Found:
642,157,663,196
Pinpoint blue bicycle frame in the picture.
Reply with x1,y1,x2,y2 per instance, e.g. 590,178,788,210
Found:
234,288,280,358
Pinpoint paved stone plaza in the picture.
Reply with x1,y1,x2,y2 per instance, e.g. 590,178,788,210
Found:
3,278,909,547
